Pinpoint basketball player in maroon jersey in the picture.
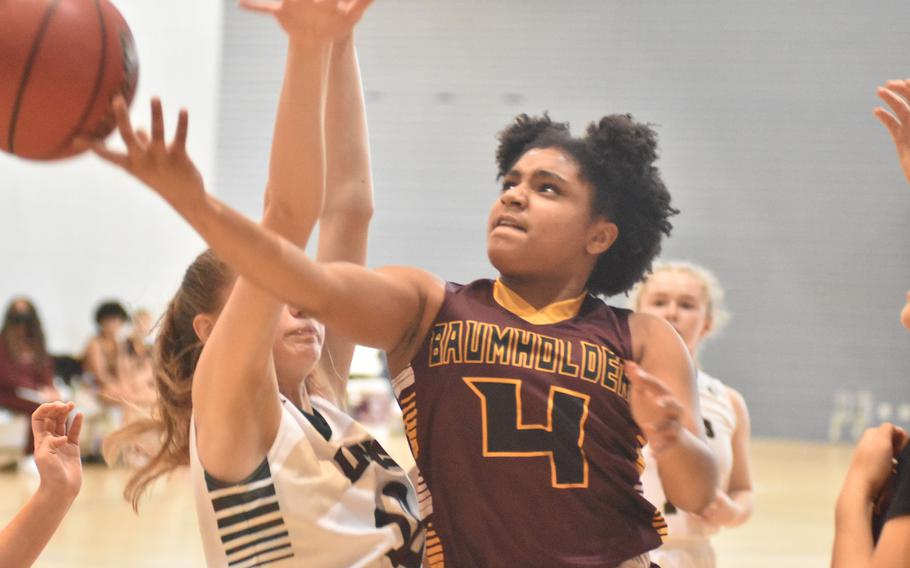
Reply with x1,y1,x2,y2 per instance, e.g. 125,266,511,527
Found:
91,72,718,568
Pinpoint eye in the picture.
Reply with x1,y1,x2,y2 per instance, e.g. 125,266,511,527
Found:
537,183,558,194
501,179,517,192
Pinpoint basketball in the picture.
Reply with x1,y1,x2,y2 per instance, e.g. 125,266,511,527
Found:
0,0,139,161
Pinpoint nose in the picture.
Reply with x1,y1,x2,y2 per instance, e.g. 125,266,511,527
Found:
662,302,678,322
288,305,308,319
500,183,528,208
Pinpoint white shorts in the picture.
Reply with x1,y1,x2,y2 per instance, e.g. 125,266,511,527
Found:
649,540,715,568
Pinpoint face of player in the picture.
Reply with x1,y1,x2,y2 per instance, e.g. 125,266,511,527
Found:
271,305,325,385
200,284,325,390
901,291,910,331
487,147,614,286
637,270,712,355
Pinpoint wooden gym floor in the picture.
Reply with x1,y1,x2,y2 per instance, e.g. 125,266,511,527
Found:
0,438,851,567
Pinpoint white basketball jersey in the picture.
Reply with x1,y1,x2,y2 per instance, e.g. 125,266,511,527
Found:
641,370,736,541
189,396,425,568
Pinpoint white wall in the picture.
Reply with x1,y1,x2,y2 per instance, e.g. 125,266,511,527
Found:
0,0,223,353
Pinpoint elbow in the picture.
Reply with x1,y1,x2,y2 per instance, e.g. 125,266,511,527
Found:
323,190,374,225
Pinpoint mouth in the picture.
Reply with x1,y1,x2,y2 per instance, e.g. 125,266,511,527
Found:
492,216,527,233
285,325,318,339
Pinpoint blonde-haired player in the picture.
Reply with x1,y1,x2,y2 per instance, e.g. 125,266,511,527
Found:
632,261,753,568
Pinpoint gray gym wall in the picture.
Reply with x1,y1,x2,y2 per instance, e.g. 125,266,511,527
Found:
215,0,910,440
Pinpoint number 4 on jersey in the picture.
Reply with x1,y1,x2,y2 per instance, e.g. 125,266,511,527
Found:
463,377,591,488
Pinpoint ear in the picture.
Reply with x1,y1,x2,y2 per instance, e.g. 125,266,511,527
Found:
701,314,714,338
192,313,216,343
586,219,618,256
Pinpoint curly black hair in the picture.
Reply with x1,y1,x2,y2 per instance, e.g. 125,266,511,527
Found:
495,113,678,297
95,300,129,326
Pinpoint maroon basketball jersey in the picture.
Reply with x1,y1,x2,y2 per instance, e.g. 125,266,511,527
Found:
392,279,665,568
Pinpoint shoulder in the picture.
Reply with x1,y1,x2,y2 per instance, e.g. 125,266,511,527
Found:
723,384,751,431
375,265,446,294
628,311,683,362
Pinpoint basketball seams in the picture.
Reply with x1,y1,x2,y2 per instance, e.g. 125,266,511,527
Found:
46,0,107,159
6,0,63,155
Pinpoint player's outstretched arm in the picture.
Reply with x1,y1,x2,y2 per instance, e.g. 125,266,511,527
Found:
311,32,375,403
190,0,374,482
833,423,910,567
628,313,718,513
874,78,910,185
92,99,441,366
190,47,332,482
0,402,82,568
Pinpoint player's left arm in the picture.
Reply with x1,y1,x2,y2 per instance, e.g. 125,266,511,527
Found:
628,312,717,513
311,32,373,406
696,386,754,526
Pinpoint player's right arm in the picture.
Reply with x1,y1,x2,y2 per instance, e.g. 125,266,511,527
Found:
92,98,443,376
190,0,376,483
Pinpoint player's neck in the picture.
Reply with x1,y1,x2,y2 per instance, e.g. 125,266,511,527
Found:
497,274,587,310
279,377,312,414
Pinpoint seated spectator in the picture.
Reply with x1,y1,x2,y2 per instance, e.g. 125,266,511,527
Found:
81,300,130,403
0,298,61,468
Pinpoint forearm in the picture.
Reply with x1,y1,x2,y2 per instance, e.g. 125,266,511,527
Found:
0,487,75,567
323,34,373,228
654,428,718,512
832,481,875,568
263,40,331,244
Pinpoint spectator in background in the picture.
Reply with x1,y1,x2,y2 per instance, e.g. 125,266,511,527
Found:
0,298,61,468
122,308,157,423
81,300,130,403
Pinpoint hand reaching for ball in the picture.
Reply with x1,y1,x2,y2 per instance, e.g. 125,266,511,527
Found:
88,96,206,214
239,0,374,46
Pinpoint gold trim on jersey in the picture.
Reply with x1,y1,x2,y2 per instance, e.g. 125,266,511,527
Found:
493,279,587,325
425,523,446,567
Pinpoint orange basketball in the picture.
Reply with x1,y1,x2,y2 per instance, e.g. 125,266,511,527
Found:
0,0,139,160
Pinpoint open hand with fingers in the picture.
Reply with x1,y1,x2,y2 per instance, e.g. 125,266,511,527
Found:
875,79,910,185
240,0,374,46
32,401,83,499
90,96,205,213
626,361,683,453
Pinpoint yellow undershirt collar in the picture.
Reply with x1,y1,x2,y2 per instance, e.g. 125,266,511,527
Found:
492,279,587,325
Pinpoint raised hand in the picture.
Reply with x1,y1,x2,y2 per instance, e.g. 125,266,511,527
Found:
626,361,683,453
875,79,910,185
239,0,374,45
90,97,205,213
31,402,83,498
